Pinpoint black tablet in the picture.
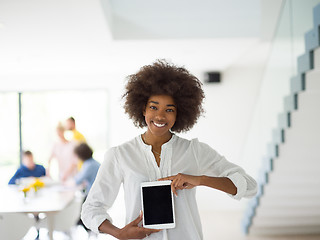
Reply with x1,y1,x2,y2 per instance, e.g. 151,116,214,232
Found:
141,180,176,229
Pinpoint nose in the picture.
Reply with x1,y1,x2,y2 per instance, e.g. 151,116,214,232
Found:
155,111,166,121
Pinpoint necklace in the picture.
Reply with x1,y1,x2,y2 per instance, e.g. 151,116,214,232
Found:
152,150,161,156
142,133,161,157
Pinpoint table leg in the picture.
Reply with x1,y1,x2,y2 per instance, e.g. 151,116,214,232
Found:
46,213,54,240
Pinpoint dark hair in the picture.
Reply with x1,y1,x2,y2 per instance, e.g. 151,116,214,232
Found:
74,143,93,161
123,60,205,132
68,117,75,123
23,150,33,156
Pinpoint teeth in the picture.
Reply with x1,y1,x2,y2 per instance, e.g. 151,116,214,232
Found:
153,122,165,127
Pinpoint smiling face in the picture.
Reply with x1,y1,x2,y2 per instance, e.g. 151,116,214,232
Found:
143,95,177,137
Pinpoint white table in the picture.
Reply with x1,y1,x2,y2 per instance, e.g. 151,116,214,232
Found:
0,185,76,240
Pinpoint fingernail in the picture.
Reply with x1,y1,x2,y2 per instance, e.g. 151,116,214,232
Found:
140,210,143,217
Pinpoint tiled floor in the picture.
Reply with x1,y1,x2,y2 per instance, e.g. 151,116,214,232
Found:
200,210,320,240
23,210,320,240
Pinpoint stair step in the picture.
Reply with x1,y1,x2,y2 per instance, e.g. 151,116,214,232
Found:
269,173,320,186
268,174,320,185
274,141,320,160
249,225,320,236
270,167,320,176
314,47,320,69
262,185,320,197
284,94,297,112
278,112,290,129
305,29,319,53
313,3,320,28
259,196,320,208
256,206,320,217
298,52,313,73
252,215,320,227
290,74,305,94
272,145,320,167
306,69,320,90
263,183,320,196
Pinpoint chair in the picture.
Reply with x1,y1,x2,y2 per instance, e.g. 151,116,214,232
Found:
39,194,84,234
0,213,35,240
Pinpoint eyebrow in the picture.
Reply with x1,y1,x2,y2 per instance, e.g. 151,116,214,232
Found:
149,101,176,108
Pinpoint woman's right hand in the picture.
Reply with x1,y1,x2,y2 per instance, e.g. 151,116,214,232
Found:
117,211,161,240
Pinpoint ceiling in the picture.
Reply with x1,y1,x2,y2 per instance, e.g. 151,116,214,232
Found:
0,0,282,91
107,0,260,39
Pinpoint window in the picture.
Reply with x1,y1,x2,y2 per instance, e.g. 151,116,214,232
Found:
0,93,19,187
0,90,109,185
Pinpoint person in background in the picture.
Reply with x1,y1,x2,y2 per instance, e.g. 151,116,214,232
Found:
65,117,86,143
8,151,46,185
66,142,100,233
72,143,100,194
48,122,77,182
65,117,86,170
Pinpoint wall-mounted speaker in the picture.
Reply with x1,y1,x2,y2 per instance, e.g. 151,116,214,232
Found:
206,72,221,83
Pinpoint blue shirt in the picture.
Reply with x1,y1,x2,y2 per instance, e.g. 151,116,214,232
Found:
74,158,100,194
8,164,46,185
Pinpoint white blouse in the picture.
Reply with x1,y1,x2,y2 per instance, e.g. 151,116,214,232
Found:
81,134,257,240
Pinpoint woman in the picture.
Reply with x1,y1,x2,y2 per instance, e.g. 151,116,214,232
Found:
48,122,77,181
81,60,257,240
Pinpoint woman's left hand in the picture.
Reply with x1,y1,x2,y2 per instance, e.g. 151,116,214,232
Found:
158,174,201,196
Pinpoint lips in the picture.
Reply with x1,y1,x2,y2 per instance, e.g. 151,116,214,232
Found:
153,121,166,128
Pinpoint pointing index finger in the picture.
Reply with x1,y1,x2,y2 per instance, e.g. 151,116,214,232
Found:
158,176,175,181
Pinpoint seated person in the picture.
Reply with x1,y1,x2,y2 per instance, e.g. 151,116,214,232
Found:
66,143,100,233
71,143,100,195
8,150,46,185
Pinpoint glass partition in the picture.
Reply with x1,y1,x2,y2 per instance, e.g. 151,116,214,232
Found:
242,0,320,175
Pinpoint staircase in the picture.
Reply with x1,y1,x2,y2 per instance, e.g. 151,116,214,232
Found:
243,3,320,236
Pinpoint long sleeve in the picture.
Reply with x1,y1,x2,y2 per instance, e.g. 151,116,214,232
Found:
193,140,257,200
8,169,22,185
74,162,91,185
81,148,123,234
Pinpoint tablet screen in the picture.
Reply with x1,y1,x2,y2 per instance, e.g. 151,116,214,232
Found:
142,184,174,225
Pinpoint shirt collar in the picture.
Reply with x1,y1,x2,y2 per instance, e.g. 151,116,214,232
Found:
138,133,176,150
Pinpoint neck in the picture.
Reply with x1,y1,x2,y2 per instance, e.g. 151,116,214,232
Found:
143,130,172,148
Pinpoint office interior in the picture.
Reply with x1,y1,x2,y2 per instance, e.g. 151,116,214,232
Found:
0,0,320,239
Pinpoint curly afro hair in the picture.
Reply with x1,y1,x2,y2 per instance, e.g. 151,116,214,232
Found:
123,60,205,133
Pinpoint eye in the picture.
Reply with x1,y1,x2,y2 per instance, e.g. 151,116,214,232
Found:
166,109,174,112
150,106,157,110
